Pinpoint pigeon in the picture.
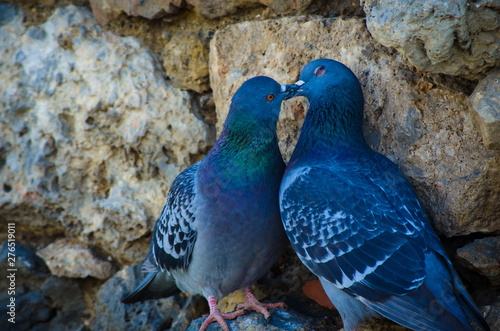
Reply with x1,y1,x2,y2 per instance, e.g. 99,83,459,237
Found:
122,76,294,331
279,59,490,331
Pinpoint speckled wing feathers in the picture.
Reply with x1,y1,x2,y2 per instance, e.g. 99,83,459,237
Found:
280,160,431,302
147,164,198,272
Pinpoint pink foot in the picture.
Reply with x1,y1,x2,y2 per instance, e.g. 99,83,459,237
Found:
236,288,288,320
200,296,246,331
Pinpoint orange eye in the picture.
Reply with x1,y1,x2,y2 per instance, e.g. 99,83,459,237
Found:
266,94,274,101
314,66,326,77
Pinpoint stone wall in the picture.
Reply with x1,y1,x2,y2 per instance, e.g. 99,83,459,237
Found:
0,1,499,330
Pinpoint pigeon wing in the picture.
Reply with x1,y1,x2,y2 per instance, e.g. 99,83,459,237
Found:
280,158,431,302
146,163,199,272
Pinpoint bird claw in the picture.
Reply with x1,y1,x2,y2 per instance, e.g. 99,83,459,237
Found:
236,288,287,321
199,310,245,331
200,296,246,331
200,290,287,330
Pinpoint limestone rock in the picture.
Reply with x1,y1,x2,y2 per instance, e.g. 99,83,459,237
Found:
0,5,214,265
0,275,87,330
89,0,184,25
483,302,500,331
37,239,115,279
92,264,207,331
0,288,55,330
209,16,500,237
40,276,87,329
216,290,246,313
0,275,90,330
161,30,210,93
363,0,500,79
186,0,313,19
187,308,329,331
469,69,500,150
0,242,50,285
0,241,54,329
93,265,177,331
170,295,209,331
457,236,500,287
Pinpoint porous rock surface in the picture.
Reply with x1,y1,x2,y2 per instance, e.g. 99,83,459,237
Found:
89,0,184,25
457,236,500,287
161,30,211,93
93,264,209,331
37,239,115,279
0,5,214,269
186,0,314,19
363,0,500,79
469,68,500,150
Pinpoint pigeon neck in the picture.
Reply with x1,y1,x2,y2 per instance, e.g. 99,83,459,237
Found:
291,97,367,160
204,116,282,181
218,115,278,153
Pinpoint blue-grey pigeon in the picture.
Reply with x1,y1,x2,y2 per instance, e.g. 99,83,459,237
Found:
279,59,490,331
123,76,295,330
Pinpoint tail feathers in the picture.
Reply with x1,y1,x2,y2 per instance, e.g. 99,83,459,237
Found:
122,271,180,304
362,283,474,331
448,262,490,331
428,250,490,331
427,234,490,331
361,250,490,331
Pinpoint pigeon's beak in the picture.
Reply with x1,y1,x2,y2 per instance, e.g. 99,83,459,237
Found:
283,80,305,100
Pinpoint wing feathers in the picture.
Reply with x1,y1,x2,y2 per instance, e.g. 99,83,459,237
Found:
281,159,489,330
149,164,199,272
280,163,428,298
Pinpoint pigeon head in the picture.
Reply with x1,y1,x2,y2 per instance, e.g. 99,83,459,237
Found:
205,76,291,190
223,76,296,132
288,59,365,144
290,59,363,104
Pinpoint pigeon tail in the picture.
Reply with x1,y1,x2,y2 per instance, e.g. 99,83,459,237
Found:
122,271,180,304
360,250,490,331
428,250,490,331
